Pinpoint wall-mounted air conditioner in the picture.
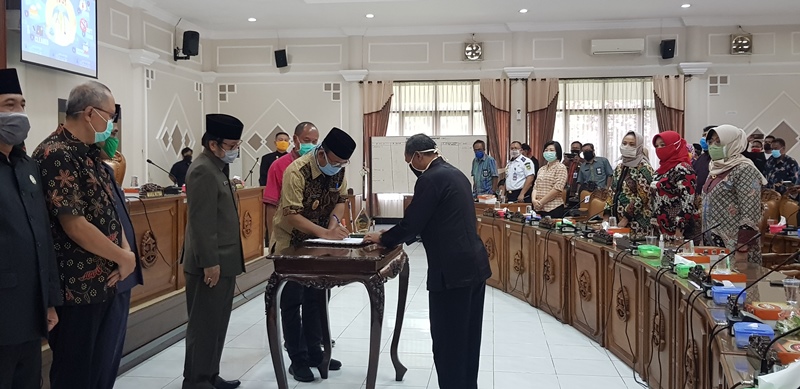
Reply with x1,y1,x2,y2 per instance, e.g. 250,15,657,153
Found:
590,38,645,55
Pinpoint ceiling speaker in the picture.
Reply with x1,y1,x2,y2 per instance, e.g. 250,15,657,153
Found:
660,39,676,60
275,49,288,68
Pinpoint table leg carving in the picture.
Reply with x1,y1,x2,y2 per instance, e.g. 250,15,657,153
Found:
265,273,289,389
390,259,409,381
363,276,385,389
318,288,332,379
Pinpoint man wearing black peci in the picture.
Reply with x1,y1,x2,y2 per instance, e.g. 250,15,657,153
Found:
364,133,491,389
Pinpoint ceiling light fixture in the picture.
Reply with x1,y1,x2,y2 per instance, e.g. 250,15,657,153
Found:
366,13,375,18
247,17,257,22
681,4,691,8
519,9,528,13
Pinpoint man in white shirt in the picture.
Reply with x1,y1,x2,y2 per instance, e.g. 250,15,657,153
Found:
504,141,535,203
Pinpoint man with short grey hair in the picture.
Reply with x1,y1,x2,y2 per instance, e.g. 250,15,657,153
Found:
364,133,490,389
34,81,136,389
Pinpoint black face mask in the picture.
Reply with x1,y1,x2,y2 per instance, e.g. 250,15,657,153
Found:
764,144,772,152
570,149,580,155
409,163,422,178
183,155,192,162
583,151,595,161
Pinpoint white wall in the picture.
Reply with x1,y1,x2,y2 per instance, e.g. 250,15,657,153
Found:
6,0,800,191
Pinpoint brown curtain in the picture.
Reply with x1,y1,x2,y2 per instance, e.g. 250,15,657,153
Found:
362,80,393,216
653,75,685,136
526,78,559,160
479,79,511,168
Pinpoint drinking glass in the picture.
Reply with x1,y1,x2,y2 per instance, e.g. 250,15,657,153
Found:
784,278,800,306
608,217,617,228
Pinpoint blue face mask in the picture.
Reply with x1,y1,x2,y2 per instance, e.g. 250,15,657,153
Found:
93,109,114,143
475,151,484,159
772,149,781,159
221,148,238,164
317,147,343,176
298,142,315,156
699,138,708,151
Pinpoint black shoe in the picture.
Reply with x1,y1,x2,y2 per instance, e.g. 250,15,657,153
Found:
311,358,342,371
289,363,315,382
213,377,241,389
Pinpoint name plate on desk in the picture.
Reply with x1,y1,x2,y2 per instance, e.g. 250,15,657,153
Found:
141,190,163,198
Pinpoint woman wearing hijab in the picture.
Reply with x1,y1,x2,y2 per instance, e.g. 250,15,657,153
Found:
650,131,699,242
702,125,765,264
606,131,655,235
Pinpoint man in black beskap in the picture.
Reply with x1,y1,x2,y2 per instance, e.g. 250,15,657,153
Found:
364,133,491,389
0,68,62,389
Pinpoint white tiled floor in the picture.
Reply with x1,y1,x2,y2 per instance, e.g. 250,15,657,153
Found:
116,242,647,389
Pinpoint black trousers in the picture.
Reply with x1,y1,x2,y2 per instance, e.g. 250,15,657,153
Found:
539,204,566,219
507,189,531,203
429,281,486,389
280,281,325,366
49,290,130,389
183,274,235,389
0,340,41,389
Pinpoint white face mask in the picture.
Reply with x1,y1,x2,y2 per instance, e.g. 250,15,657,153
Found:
510,149,520,158
620,145,637,158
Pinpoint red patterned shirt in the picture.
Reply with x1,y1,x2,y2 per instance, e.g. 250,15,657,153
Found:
33,128,121,305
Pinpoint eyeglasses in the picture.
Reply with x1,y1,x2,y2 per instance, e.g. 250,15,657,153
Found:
220,140,242,151
93,107,119,122
324,151,349,168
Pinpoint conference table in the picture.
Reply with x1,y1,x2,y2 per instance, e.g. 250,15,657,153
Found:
475,205,799,389
265,243,410,389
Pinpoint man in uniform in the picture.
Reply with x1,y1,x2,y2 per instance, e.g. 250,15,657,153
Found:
364,134,490,389
34,81,137,389
271,127,354,382
182,114,246,389
259,131,291,186
576,142,613,192
504,141,535,202
0,68,61,389
470,139,497,197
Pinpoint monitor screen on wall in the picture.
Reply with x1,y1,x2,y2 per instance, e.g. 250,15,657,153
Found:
19,0,98,78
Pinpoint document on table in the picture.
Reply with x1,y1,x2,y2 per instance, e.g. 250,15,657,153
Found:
304,237,366,245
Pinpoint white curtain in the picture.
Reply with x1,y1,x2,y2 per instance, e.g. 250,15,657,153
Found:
553,78,658,166
387,81,484,137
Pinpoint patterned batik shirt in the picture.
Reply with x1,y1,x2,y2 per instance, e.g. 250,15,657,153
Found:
32,128,121,305
702,164,764,264
764,155,799,194
606,160,655,236
650,162,699,237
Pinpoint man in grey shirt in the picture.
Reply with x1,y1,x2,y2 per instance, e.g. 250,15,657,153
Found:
577,143,613,192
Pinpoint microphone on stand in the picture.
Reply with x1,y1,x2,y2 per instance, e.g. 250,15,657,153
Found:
243,157,259,187
661,222,722,271
146,159,181,194
758,325,800,375
726,249,800,326
147,159,171,176
688,233,762,298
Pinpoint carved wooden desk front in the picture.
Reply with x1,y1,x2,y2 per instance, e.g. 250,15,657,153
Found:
264,244,409,389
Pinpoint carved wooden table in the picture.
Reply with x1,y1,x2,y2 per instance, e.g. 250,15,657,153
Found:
264,244,409,389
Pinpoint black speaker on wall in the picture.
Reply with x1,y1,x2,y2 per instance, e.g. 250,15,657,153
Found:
183,31,200,56
660,39,676,59
275,49,288,68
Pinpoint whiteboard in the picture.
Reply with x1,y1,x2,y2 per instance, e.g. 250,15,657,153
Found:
371,136,485,194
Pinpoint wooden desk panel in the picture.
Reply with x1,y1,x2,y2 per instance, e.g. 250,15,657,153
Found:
533,230,568,322
643,267,676,389
127,197,181,306
477,217,506,290
504,222,535,303
605,251,644,376
570,239,605,345
237,188,266,263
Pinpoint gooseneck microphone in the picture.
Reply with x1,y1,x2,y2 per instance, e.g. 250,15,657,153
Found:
687,233,762,297
661,222,722,270
759,325,800,375
147,159,172,176
727,249,800,324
